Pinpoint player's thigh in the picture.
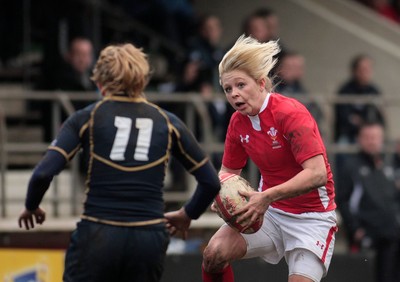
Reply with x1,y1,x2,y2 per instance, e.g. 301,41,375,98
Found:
203,224,247,263
286,248,324,282
64,221,122,282
121,227,169,281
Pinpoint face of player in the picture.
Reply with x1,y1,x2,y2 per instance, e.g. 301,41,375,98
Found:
221,70,266,116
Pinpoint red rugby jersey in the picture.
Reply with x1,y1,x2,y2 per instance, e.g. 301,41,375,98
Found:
222,93,336,213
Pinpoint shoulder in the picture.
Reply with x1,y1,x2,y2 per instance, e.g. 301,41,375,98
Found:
269,93,308,115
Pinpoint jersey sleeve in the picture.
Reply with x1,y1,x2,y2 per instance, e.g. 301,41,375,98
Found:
48,109,90,162
168,112,209,172
277,101,324,165
222,114,248,170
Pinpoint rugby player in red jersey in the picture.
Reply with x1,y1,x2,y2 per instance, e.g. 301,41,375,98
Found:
202,35,337,282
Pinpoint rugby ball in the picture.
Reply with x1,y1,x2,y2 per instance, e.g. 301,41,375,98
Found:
214,173,263,234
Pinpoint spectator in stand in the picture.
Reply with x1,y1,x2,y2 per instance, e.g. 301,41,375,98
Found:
53,37,96,93
274,52,323,128
34,37,97,142
186,14,232,143
336,121,400,282
334,54,385,144
242,12,271,43
275,52,307,95
369,0,400,23
252,8,281,42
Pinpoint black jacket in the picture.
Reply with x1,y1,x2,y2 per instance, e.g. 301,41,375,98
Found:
336,152,400,240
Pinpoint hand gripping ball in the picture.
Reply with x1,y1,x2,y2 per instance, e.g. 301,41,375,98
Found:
214,173,263,234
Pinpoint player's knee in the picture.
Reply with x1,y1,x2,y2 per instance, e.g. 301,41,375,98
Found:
202,242,228,272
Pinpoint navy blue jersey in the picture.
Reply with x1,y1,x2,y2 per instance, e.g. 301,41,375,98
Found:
47,95,212,223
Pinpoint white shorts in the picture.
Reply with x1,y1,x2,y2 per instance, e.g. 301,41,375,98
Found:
241,207,338,278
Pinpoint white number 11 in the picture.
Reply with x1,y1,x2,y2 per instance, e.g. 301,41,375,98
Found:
110,116,153,161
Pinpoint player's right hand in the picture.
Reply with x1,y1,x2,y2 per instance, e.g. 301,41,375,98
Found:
18,207,46,230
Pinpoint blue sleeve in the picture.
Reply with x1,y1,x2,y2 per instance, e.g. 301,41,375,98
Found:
167,112,221,219
25,150,67,210
25,109,90,210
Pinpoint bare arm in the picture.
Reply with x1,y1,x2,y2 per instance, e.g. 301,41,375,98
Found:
219,165,242,177
263,154,327,202
234,154,327,226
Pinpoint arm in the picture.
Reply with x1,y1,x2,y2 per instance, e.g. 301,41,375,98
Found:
18,150,67,230
234,154,326,227
164,112,220,237
219,165,242,177
18,112,85,230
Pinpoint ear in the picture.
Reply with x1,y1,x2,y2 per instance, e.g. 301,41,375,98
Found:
258,78,266,91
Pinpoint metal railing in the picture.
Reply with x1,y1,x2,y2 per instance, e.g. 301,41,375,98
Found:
1,90,400,219
0,90,219,218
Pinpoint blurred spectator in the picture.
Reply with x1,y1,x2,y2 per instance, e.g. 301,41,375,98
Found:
34,37,96,142
38,0,94,90
53,37,96,93
368,0,400,23
275,52,307,95
336,122,400,282
252,8,281,41
242,12,270,43
274,52,323,127
186,14,231,142
334,54,385,144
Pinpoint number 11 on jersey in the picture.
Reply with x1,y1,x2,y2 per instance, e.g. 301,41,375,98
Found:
110,116,153,161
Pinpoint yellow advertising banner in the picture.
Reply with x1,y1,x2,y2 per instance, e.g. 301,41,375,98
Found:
0,248,64,282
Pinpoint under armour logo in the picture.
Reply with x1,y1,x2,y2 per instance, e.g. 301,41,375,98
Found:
316,241,324,250
240,134,250,143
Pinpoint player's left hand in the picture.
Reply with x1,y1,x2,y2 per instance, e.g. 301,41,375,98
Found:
164,207,191,240
233,190,269,230
18,207,46,230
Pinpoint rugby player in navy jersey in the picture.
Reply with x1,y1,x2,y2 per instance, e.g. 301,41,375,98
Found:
18,43,221,282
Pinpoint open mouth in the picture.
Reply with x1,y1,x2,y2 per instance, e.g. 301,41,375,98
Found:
235,102,245,108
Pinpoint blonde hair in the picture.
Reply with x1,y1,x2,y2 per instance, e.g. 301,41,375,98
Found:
91,43,150,97
219,35,280,91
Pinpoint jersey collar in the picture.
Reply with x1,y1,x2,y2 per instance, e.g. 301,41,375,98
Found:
246,93,271,131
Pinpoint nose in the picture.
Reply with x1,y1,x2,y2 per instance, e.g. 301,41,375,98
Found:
231,88,240,98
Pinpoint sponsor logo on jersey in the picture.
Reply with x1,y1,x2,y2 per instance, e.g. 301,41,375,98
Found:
240,134,250,143
267,127,281,149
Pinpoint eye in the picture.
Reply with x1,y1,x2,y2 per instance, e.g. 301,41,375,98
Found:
238,82,245,89
224,86,232,94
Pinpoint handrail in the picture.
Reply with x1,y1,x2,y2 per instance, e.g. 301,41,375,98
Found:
1,90,399,219
0,104,7,217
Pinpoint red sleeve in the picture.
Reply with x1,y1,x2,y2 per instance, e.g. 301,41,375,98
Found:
222,115,248,170
278,102,324,165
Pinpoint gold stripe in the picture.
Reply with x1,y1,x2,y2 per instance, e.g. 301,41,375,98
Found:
81,215,166,227
188,157,209,173
148,101,174,176
79,122,89,138
170,124,199,166
86,100,106,194
48,146,69,161
67,145,81,160
93,153,168,172
104,96,147,103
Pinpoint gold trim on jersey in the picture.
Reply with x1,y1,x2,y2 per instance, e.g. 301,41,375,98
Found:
79,122,89,138
104,96,147,103
48,145,81,161
170,124,207,172
81,215,166,227
188,157,209,173
92,153,169,172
